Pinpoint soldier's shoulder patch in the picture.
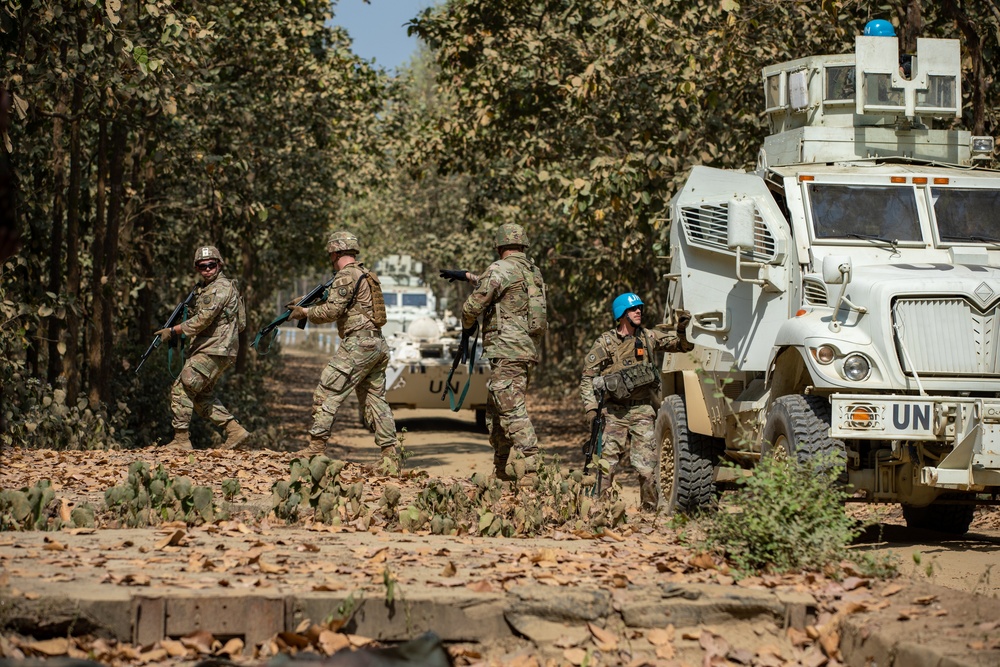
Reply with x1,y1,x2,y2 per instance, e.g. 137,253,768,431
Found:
338,286,349,296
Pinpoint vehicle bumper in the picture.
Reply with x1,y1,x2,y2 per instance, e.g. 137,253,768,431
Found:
830,393,1000,489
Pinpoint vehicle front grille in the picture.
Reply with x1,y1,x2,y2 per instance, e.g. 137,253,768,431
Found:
892,296,1000,376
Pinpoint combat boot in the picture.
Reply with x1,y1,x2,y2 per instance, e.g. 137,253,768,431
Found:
221,420,251,450
379,445,400,475
304,434,328,457
164,431,192,451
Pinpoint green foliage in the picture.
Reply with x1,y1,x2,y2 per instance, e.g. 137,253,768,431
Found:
701,454,860,576
0,480,94,531
104,462,224,527
270,456,366,525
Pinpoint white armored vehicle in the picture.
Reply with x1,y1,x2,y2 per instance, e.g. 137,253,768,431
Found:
376,257,489,427
659,31,999,533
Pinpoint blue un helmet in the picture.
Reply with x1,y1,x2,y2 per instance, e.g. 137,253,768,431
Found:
863,19,896,37
612,292,644,321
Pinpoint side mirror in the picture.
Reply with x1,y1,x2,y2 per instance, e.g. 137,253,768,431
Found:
822,255,852,284
727,198,756,251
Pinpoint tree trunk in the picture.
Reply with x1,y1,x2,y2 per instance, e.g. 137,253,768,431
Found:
62,43,85,405
87,115,108,409
236,240,252,374
942,0,987,134
46,100,66,386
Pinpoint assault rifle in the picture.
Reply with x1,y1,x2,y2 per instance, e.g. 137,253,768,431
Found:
442,321,479,411
135,289,197,374
582,376,607,494
252,276,334,355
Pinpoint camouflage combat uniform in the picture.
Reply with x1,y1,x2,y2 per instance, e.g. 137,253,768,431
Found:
464,250,546,476
171,271,243,433
580,326,691,509
304,262,397,451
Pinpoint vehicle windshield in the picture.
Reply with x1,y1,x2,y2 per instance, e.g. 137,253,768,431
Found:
402,293,428,308
808,184,922,242
932,188,1000,243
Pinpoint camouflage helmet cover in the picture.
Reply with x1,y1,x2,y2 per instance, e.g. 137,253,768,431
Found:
194,245,223,265
326,230,361,254
494,223,528,249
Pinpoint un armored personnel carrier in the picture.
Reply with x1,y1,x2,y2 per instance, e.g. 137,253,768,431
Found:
659,33,999,533
374,257,489,427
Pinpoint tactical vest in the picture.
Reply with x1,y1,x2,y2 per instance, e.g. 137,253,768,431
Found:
598,329,660,401
489,258,546,336
348,267,387,328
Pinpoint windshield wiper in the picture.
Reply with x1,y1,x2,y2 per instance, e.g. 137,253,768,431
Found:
941,234,1000,245
847,233,899,253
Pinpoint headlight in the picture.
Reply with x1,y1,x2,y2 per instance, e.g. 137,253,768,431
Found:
843,354,872,381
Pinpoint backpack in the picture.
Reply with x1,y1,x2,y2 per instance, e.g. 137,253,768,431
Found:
236,293,247,332
348,268,387,328
524,263,547,336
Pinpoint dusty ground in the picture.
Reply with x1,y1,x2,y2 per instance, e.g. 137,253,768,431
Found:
2,345,1000,666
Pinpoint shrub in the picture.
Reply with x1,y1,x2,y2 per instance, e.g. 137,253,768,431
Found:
701,453,860,576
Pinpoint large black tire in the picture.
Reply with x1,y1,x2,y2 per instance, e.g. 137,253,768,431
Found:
655,395,717,514
902,501,976,535
762,394,847,483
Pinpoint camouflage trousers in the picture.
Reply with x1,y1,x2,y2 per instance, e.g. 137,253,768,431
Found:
486,358,538,472
311,335,397,449
171,353,236,431
600,401,659,510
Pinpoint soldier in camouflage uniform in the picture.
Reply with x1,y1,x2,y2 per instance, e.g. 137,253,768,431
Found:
156,246,251,451
289,231,399,461
439,223,547,480
579,293,692,510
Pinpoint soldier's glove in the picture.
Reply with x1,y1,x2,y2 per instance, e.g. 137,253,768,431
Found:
440,269,470,283
289,305,309,321
586,408,598,424
154,327,173,342
675,309,695,352
675,309,692,331
285,295,304,310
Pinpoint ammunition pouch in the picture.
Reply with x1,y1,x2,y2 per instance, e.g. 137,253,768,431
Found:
598,362,659,402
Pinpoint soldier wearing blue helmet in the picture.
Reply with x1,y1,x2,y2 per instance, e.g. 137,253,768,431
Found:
579,293,693,510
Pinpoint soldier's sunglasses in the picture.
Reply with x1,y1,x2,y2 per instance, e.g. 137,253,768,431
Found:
196,261,218,271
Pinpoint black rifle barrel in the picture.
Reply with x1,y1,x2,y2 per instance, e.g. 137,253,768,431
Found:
135,289,197,374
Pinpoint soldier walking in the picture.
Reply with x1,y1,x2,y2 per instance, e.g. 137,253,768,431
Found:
579,293,692,510
157,246,251,451
439,223,547,481
289,231,399,462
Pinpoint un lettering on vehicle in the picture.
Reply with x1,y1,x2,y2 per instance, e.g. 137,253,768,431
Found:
831,398,937,439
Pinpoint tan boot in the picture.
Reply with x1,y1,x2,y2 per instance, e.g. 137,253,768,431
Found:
164,431,192,451
304,434,328,457
221,420,251,450
379,445,400,475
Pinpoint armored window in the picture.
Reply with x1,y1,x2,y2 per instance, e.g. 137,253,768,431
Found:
402,293,428,308
932,188,1000,243
863,73,904,108
808,184,921,241
383,293,399,306
764,72,784,111
824,65,855,104
916,75,957,111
